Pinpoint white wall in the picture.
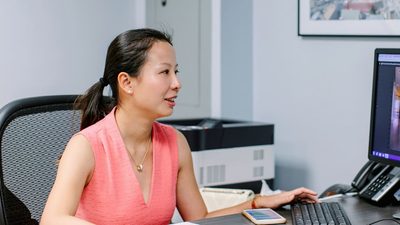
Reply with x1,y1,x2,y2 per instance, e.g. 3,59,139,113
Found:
0,0,145,107
211,0,221,118
253,1,400,193
221,0,253,120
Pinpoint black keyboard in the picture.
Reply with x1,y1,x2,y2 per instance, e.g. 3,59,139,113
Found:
291,202,352,225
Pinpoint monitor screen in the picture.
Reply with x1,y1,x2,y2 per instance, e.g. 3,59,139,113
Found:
369,48,400,167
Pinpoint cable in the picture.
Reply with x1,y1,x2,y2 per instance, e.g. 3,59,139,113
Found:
368,218,400,225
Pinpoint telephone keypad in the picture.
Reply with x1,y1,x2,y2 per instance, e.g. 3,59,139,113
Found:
363,174,392,197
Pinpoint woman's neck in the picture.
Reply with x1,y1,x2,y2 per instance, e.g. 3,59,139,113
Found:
114,105,153,146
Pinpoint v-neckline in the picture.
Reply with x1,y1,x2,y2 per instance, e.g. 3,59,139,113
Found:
127,131,155,207
110,109,156,207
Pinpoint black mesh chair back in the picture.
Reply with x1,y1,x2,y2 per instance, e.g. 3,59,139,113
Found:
0,95,81,225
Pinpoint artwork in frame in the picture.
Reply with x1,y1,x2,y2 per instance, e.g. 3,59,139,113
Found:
298,0,400,37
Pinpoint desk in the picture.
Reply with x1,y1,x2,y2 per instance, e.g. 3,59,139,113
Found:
191,196,400,224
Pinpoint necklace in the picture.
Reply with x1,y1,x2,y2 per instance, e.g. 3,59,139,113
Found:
129,137,152,173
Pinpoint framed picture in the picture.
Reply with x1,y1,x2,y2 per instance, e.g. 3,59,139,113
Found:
298,0,400,37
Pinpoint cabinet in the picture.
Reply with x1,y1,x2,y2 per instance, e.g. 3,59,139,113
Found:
146,0,211,118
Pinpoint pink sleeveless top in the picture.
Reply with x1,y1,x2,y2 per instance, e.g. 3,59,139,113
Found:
75,108,179,225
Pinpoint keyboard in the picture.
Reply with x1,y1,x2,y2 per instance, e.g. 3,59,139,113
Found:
291,202,352,225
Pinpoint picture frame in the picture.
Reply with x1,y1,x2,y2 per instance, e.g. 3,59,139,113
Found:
298,0,400,37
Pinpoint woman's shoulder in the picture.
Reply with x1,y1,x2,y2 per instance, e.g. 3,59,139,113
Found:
154,121,172,128
79,122,101,136
154,122,186,143
153,121,175,134
79,114,111,137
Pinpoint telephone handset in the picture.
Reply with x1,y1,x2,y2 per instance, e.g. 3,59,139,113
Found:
351,161,385,191
353,161,400,206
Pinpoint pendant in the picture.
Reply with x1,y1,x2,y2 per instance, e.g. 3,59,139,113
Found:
137,164,144,172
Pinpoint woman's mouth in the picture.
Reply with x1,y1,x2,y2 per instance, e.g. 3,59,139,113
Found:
164,96,177,107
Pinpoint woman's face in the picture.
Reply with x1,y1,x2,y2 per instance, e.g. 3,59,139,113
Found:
131,41,181,118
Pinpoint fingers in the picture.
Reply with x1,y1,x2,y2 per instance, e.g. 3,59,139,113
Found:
293,187,318,196
290,187,320,203
257,187,320,208
296,194,320,203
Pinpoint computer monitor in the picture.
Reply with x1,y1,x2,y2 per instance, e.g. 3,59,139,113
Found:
369,48,400,167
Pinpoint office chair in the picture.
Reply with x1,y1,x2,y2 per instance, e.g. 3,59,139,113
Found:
0,95,80,225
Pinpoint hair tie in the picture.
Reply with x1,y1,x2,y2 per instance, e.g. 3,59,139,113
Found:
99,77,109,87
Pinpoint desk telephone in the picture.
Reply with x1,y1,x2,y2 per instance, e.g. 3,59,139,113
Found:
352,161,400,206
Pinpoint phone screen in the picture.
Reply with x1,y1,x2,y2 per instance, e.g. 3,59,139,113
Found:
246,209,282,220
243,208,286,224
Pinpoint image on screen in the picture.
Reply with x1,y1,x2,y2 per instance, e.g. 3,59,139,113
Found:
390,67,400,150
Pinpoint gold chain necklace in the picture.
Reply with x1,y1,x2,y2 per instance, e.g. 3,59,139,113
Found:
129,137,152,173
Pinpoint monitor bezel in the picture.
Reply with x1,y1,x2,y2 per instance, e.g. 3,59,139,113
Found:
368,48,400,167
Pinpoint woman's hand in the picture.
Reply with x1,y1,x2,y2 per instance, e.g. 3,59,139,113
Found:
254,187,319,209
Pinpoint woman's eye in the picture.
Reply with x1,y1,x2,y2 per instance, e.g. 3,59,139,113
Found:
175,70,179,74
161,70,169,74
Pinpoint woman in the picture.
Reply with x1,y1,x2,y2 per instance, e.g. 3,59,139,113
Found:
41,28,318,225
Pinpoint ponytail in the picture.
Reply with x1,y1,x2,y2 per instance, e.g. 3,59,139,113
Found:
75,78,114,130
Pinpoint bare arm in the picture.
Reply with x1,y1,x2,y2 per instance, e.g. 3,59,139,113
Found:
206,187,318,217
174,130,319,220
175,130,208,221
40,135,95,225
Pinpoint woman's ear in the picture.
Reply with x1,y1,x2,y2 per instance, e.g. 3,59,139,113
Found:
117,72,134,95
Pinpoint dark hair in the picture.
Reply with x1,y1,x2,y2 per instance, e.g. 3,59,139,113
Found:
75,28,172,130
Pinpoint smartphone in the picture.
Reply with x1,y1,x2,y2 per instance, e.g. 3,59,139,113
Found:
242,208,286,224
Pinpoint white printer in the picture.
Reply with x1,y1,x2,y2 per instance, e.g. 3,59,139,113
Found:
161,118,274,192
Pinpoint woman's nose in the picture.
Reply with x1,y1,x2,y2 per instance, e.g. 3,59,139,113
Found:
172,74,181,91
